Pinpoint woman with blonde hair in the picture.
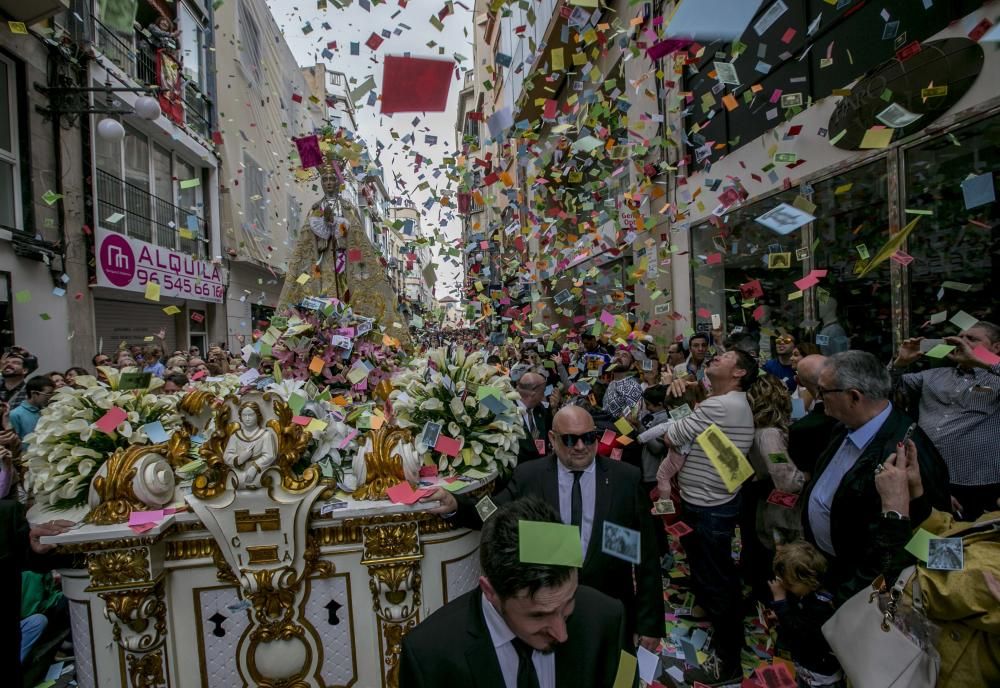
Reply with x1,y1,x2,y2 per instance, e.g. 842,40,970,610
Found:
740,372,807,603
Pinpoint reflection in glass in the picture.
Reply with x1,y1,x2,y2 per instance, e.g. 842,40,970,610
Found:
904,115,999,335
690,189,802,358
810,160,892,360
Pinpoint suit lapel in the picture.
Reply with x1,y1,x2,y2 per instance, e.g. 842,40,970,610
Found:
464,593,507,688
585,458,612,565
541,459,560,510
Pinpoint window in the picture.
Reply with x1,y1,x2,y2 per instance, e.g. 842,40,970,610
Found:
123,125,153,242
242,151,267,237
0,55,21,231
903,115,999,334
238,2,263,84
178,3,206,91
810,160,893,359
690,188,802,355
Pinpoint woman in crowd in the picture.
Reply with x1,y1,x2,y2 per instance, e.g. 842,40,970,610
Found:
63,367,89,388
45,372,67,389
742,372,805,603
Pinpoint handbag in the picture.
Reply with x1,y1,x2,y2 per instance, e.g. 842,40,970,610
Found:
821,566,939,688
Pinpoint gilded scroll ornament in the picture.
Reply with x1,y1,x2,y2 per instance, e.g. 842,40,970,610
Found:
86,547,151,588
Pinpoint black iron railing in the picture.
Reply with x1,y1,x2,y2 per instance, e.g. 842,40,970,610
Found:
183,82,211,139
92,18,156,86
96,169,207,258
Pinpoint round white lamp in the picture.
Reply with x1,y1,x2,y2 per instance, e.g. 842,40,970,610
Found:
96,117,125,142
134,96,162,121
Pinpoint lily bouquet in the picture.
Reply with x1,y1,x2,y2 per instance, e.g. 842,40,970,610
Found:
25,373,243,510
389,348,524,476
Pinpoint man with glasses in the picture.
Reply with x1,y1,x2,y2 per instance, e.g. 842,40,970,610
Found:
515,372,552,466
10,376,55,441
802,351,950,605
423,405,664,653
764,333,797,392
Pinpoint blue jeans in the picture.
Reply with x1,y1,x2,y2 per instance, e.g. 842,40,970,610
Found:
20,613,48,662
680,495,744,667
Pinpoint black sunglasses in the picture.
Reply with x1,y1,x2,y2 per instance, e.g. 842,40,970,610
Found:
557,430,601,447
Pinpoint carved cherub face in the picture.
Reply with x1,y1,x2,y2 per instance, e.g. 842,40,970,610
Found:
240,406,259,430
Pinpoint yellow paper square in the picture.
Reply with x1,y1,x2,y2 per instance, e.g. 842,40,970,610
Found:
305,418,328,433
614,417,634,435
551,47,564,71
696,424,754,492
859,127,894,149
296,273,311,284
163,305,181,315
144,281,161,301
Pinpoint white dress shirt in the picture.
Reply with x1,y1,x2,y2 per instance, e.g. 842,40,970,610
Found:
481,593,556,688
556,459,597,554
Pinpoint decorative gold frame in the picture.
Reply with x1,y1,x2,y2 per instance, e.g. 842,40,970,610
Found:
351,424,412,501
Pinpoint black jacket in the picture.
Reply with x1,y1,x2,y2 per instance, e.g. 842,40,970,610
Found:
769,590,841,676
399,586,629,688
451,456,665,638
787,401,839,475
516,404,553,464
800,407,950,604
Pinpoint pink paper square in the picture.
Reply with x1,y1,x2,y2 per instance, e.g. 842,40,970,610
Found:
599,310,617,326
780,27,797,44
973,346,1000,366
291,416,311,426
419,465,439,477
128,510,166,526
435,435,462,457
94,407,127,434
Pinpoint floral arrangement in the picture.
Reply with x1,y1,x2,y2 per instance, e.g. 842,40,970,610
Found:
25,373,242,510
389,347,524,475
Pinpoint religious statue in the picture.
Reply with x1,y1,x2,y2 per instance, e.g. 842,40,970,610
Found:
277,131,411,346
223,401,279,488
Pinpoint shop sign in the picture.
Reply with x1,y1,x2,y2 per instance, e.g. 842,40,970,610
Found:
96,228,226,303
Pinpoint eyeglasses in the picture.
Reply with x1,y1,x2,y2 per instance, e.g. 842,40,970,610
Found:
816,387,848,398
557,430,601,447
776,336,795,344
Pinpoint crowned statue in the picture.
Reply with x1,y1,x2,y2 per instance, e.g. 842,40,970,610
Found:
278,132,410,345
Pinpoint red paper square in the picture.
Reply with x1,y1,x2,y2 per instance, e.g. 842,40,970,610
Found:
435,434,461,457
365,33,384,50
348,248,363,262
95,407,128,434
780,27,796,44
380,55,454,114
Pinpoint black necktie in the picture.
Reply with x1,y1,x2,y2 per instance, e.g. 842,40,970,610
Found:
571,470,583,528
512,637,540,688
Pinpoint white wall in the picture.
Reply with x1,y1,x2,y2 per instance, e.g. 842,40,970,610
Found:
2,243,72,372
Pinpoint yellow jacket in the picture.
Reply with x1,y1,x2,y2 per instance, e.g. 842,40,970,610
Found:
910,510,1000,688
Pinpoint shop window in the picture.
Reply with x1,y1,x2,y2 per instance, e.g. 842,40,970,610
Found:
690,188,801,356
810,159,892,359
903,114,999,335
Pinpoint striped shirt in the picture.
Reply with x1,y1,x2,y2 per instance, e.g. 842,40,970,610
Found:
895,363,1000,486
667,390,755,506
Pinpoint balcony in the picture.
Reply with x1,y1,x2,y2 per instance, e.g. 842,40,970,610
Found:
183,82,212,140
93,17,157,86
96,169,208,258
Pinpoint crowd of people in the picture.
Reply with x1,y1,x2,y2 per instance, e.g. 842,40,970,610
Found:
2,317,999,686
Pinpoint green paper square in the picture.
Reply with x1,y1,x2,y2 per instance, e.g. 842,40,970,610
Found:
924,344,955,359
519,521,583,568
905,528,938,562
288,392,306,415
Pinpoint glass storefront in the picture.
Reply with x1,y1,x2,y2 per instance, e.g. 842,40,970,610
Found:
687,111,999,360
903,114,999,333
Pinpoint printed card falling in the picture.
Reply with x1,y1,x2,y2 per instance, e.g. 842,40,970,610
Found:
696,424,754,492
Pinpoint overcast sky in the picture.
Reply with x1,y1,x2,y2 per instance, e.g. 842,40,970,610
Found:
266,0,474,300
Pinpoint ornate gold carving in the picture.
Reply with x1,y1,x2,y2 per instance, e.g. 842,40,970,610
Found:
246,545,281,565
190,392,317,499
363,520,424,688
235,508,282,532
126,650,166,688
164,538,218,561
85,445,159,525
362,521,420,563
304,533,335,579
87,547,150,588
99,579,167,653
211,545,239,586
352,424,412,501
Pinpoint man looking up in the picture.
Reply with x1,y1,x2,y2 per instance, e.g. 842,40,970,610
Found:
424,405,664,651
0,353,29,407
890,321,1000,519
638,349,757,686
400,497,629,688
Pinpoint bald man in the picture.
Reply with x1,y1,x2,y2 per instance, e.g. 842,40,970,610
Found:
788,355,838,475
424,405,665,652
515,371,552,465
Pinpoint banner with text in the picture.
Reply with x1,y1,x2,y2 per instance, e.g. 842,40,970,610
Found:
96,228,226,304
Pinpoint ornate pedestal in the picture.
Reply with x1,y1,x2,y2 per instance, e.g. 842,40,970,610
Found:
49,493,486,688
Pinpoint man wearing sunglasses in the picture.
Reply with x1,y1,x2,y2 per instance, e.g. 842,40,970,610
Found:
763,333,797,392
423,404,664,653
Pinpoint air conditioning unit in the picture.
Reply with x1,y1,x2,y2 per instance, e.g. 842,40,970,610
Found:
1,0,69,25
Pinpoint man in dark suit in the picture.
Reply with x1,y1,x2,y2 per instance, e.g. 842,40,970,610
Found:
515,372,552,465
802,351,951,605
425,405,664,651
787,355,838,476
400,497,629,688
1,501,72,685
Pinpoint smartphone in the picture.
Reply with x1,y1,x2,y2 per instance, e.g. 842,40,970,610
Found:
901,422,917,444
